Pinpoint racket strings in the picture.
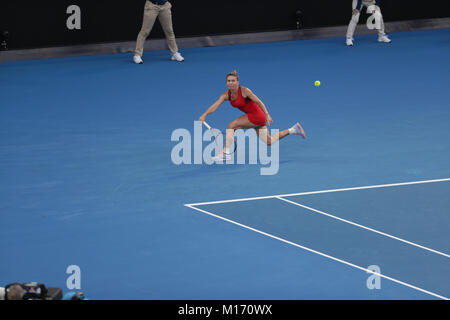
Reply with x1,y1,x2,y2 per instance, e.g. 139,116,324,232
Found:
211,129,237,155
203,122,237,155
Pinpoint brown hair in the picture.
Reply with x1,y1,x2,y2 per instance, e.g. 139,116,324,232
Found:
226,70,239,80
6,285,24,300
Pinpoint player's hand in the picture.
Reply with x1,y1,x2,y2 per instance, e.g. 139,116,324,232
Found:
266,114,273,126
352,9,360,15
198,115,206,125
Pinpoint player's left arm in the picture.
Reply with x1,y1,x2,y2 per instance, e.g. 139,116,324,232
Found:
242,87,273,125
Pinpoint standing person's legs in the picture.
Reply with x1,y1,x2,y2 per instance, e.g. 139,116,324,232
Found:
135,1,160,58
372,6,391,42
346,12,361,41
158,2,179,56
376,7,386,36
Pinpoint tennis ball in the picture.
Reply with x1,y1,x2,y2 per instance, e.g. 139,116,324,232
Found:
315,80,321,87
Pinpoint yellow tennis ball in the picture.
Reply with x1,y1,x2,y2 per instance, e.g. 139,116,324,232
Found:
315,80,321,87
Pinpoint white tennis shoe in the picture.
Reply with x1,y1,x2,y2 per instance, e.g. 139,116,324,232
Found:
212,152,231,162
346,38,354,46
378,35,392,43
133,55,143,64
171,52,185,62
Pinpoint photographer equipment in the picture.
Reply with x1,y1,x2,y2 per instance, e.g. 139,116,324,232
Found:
63,291,87,300
4,282,63,300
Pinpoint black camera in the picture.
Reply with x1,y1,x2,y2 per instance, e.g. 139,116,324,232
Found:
3,282,63,300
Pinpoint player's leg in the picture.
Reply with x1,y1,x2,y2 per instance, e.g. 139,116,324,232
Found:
254,122,305,146
211,115,254,161
223,114,256,151
254,126,288,146
227,114,258,130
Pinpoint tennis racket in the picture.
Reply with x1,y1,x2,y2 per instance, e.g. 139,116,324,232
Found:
203,121,237,155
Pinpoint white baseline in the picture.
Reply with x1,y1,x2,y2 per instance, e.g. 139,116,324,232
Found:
185,178,450,206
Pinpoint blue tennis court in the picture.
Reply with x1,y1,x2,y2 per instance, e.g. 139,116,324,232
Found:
1,28,449,299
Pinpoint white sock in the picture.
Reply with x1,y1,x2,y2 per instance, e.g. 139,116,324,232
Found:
224,147,231,154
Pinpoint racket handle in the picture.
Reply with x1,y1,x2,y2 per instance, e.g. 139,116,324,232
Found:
203,121,212,130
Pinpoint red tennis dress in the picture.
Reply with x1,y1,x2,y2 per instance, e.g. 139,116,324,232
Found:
228,87,266,126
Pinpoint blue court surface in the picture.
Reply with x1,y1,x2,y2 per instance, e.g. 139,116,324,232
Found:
1,28,449,299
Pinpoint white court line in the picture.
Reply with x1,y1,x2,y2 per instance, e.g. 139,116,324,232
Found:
185,178,450,206
184,204,448,300
275,196,450,259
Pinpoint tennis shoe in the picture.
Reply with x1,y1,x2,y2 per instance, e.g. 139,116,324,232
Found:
171,52,184,62
212,152,231,162
378,35,391,43
346,38,354,46
133,55,143,64
291,122,306,139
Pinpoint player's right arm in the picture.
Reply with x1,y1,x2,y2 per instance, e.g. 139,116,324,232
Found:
199,92,228,124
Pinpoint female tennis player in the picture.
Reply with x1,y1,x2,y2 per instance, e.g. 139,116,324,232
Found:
198,70,306,160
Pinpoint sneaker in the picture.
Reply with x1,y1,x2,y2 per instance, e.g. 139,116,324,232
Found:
346,38,354,46
291,122,306,139
133,55,143,64
171,52,184,62
212,152,231,162
378,35,391,43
